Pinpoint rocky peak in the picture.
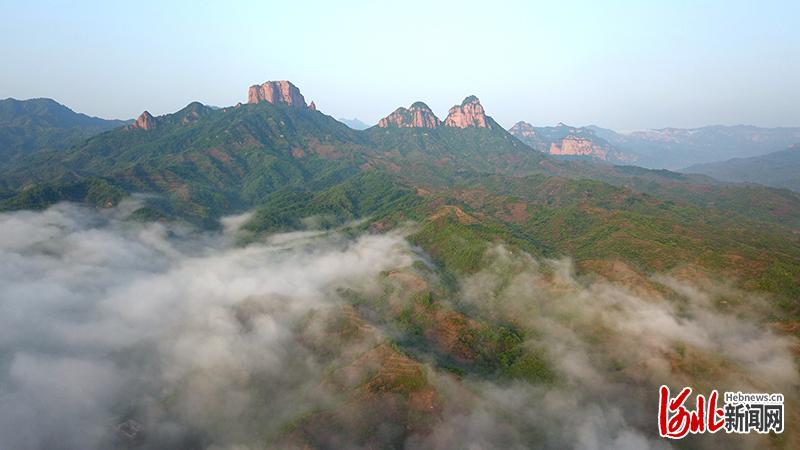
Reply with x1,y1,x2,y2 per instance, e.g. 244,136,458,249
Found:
247,80,308,108
131,111,158,131
460,95,479,106
309,101,317,111
509,121,536,138
548,137,604,158
176,102,213,124
444,96,491,128
377,101,441,128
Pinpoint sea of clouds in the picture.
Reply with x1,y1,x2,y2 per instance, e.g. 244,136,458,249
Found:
0,202,796,449
0,201,415,449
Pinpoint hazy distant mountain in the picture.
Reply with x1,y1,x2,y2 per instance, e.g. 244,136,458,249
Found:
338,117,371,130
509,121,635,163
588,124,800,169
683,144,800,192
0,98,129,164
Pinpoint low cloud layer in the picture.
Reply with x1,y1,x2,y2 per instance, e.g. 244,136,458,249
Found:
414,246,799,449
0,201,414,449
0,204,796,449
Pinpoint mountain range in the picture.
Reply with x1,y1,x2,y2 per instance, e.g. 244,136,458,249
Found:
6,95,795,172
507,122,800,168
683,143,800,192
2,81,798,292
337,115,800,171
0,97,129,166
589,124,800,169
2,80,799,448
508,121,634,163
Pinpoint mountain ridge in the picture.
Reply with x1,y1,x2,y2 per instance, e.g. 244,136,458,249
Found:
376,96,497,130
0,97,130,165
3,81,799,233
509,121,634,163
683,143,800,192
589,124,800,169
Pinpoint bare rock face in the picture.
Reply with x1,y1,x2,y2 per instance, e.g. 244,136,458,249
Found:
509,121,536,139
247,80,308,108
510,121,635,162
131,111,158,130
549,136,606,158
309,101,317,111
377,102,441,128
377,96,495,129
444,96,491,128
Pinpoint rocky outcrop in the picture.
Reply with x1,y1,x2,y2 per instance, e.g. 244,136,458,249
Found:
549,136,607,158
444,96,491,128
176,102,212,124
247,80,308,108
309,101,316,111
377,102,441,128
376,96,496,129
131,111,158,130
509,121,635,162
509,121,537,139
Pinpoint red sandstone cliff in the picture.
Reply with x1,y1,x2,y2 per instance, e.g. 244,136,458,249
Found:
444,96,491,129
131,111,158,130
377,102,442,128
247,80,308,108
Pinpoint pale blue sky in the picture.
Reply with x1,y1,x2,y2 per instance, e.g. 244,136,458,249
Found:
1,0,798,129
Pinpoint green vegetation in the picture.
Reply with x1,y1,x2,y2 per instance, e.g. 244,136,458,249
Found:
470,325,556,384
410,217,489,273
1,101,370,224
505,353,556,384
684,144,800,193
2,96,799,313
0,177,126,210
0,97,128,166
243,170,420,233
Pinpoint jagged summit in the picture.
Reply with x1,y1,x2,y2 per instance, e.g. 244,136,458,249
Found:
175,102,213,124
129,103,216,131
444,96,491,129
509,121,536,138
131,111,157,130
377,102,442,128
461,95,480,106
247,80,309,108
377,96,495,129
